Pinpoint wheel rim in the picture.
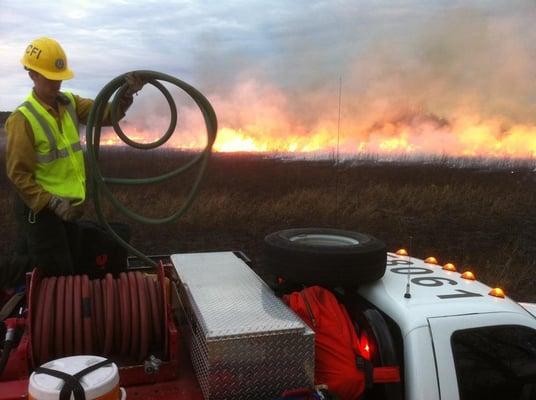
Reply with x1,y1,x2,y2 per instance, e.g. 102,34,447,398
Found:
289,233,360,247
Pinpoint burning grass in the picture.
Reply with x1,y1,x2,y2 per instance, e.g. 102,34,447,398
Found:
1,147,535,301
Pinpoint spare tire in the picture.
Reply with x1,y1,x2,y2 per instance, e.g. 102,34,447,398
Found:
264,228,386,287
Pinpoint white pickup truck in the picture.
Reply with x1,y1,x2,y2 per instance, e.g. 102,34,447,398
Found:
353,251,536,400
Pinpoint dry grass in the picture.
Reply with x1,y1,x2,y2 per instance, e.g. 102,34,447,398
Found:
1,147,535,301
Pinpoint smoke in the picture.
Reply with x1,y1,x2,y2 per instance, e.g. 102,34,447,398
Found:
118,1,536,157
348,4,536,121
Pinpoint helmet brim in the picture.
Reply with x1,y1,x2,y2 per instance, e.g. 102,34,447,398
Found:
22,60,74,81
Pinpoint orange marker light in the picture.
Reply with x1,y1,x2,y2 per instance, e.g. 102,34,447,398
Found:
489,288,505,298
442,263,457,272
396,249,408,256
461,271,476,280
425,256,438,265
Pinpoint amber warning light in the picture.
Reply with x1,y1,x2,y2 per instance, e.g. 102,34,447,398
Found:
461,271,476,281
442,263,457,272
395,249,408,256
488,288,506,298
424,256,438,265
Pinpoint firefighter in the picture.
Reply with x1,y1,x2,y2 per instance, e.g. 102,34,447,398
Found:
4,37,144,277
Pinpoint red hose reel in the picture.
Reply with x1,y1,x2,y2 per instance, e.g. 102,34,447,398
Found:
28,269,169,368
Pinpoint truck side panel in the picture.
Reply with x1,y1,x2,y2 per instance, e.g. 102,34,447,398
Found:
404,326,439,400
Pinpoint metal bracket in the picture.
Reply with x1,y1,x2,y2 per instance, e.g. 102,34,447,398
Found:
144,355,162,374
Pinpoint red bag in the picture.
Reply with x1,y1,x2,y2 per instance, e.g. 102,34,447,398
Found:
284,286,366,400
284,286,400,400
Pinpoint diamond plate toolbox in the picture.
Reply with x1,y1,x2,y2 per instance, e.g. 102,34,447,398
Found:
171,252,314,400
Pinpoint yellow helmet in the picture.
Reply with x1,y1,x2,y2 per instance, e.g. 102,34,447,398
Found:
21,37,74,81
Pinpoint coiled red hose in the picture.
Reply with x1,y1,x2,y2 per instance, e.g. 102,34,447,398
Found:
31,272,165,365
54,276,65,358
73,275,82,355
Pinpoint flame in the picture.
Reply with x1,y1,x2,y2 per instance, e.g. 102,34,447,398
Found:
378,131,415,153
357,114,536,158
212,127,336,153
214,128,266,152
98,118,536,159
456,119,536,157
98,80,536,159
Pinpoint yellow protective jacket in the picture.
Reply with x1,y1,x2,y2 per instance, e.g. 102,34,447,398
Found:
18,91,86,206
5,90,132,212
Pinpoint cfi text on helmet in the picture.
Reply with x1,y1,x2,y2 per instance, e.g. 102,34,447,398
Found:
25,44,42,60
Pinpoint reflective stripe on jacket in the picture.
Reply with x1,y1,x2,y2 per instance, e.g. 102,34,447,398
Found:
17,91,86,202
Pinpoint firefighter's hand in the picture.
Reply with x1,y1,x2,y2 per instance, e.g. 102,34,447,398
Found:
64,202,85,221
124,72,146,97
48,196,84,221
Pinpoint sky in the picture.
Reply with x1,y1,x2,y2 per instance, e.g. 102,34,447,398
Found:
1,0,536,156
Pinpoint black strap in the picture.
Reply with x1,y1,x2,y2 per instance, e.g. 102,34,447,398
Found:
73,359,113,380
35,359,113,400
356,355,374,389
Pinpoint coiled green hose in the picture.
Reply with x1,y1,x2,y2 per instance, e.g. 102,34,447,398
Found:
85,70,218,267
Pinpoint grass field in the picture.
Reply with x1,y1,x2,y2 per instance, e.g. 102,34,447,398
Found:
1,143,535,302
